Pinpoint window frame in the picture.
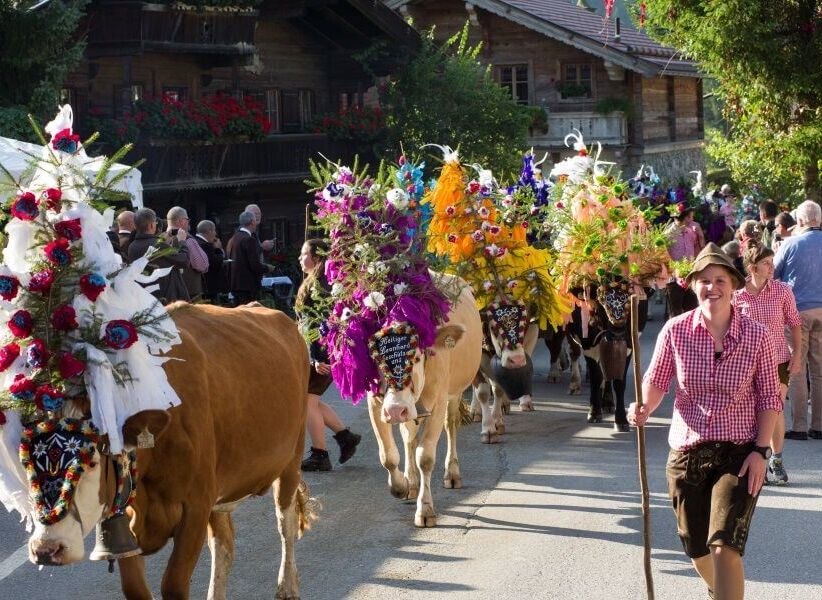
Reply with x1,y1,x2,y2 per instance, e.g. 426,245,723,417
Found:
495,63,531,105
558,63,594,100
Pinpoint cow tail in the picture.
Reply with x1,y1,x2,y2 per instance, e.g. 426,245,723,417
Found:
457,397,474,427
296,480,320,538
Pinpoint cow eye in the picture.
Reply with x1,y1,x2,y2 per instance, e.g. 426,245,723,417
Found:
88,461,98,468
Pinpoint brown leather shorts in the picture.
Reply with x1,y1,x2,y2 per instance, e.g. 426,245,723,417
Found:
778,361,790,386
307,369,333,396
666,441,758,558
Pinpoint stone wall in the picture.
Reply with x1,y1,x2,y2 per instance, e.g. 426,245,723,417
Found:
629,143,707,181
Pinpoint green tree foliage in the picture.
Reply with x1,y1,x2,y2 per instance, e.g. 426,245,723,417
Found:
638,0,822,203
0,1,88,140
378,24,532,173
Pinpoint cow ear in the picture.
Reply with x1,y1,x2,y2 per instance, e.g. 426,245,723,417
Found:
122,410,171,450
434,324,465,349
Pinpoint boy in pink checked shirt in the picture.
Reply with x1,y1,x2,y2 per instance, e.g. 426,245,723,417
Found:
628,243,781,600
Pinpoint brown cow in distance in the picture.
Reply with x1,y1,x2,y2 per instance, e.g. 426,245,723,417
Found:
25,303,313,600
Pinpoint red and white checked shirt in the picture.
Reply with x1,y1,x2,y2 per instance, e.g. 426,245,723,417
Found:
643,307,782,451
733,279,802,364
183,237,209,274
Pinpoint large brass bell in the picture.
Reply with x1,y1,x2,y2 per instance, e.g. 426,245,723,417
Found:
90,513,142,562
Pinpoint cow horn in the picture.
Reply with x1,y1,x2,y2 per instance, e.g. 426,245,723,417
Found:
90,514,142,565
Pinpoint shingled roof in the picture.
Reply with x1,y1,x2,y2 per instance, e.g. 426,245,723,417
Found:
386,0,699,77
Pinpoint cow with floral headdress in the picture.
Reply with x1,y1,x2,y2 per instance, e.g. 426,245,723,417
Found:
307,158,482,527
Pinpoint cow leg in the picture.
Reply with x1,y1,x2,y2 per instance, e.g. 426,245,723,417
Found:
489,380,507,434
473,377,499,444
399,421,420,500
414,391,448,528
443,393,463,489
118,555,153,600
273,458,302,600
367,394,410,499
585,356,604,423
160,505,211,600
602,384,615,414
611,356,631,432
568,355,582,395
545,331,564,383
207,512,235,600
469,390,482,423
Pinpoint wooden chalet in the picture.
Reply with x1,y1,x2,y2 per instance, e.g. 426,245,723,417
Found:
62,0,418,251
385,0,705,178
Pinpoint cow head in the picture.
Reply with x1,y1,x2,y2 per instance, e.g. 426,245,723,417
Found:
25,409,169,566
595,281,632,328
370,321,465,424
484,302,538,400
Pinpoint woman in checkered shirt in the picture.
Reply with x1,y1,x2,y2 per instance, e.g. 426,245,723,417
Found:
733,240,802,486
628,242,782,600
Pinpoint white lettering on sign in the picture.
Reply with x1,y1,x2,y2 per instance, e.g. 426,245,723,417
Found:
491,305,523,347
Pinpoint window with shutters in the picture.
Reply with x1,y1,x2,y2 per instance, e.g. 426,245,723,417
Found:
559,64,592,99
281,89,314,133
243,89,280,134
496,64,530,105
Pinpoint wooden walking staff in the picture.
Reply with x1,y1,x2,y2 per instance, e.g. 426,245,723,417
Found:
630,294,655,599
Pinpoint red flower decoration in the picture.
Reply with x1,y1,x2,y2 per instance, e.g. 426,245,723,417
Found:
0,410,5,426
0,275,20,300
79,273,107,301
28,270,54,295
51,128,81,154
34,384,65,412
103,320,139,350
58,352,86,379
42,188,63,211
44,238,72,267
468,181,481,195
50,305,78,331
54,218,82,242
8,309,33,338
26,339,49,369
0,342,20,372
9,374,35,401
10,192,39,221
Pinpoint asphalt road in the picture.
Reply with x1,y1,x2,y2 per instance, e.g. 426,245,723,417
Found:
1,300,821,599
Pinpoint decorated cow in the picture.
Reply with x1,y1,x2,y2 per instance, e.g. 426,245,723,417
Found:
0,110,314,599
548,131,669,431
423,148,572,443
307,159,482,527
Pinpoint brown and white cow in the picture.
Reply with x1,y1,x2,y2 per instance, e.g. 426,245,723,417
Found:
368,272,482,527
470,302,540,444
25,303,313,600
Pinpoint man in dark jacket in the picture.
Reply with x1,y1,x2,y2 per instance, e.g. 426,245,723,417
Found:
196,219,225,302
227,210,271,304
127,207,191,304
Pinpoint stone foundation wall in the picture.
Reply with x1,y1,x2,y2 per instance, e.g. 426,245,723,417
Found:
628,144,707,181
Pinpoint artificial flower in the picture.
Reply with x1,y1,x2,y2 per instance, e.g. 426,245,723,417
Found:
79,273,106,301
103,320,139,350
331,282,344,297
386,188,409,210
447,234,458,243
478,206,490,219
393,282,408,295
340,307,353,322
42,188,62,211
9,374,35,401
28,270,54,294
34,384,65,412
58,352,86,379
468,181,481,195
471,230,484,242
322,182,345,202
54,218,82,242
445,205,456,216
10,192,39,221
363,291,386,310
0,275,20,300
50,305,78,331
51,128,80,154
44,238,72,266
8,310,33,338
26,339,50,369
0,342,20,372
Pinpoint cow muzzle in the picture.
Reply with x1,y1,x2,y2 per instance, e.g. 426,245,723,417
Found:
381,392,417,424
29,535,81,566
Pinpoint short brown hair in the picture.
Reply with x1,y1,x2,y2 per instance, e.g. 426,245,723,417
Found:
742,239,774,270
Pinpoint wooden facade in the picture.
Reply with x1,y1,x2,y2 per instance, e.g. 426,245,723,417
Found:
63,0,417,250
387,0,705,176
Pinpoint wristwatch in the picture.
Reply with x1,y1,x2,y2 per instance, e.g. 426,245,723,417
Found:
753,445,772,460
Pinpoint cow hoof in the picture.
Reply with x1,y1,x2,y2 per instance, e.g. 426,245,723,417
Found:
519,401,535,412
568,384,582,395
587,412,604,424
443,475,463,489
414,513,437,528
481,431,500,444
495,422,506,434
603,403,615,414
614,422,631,433
547,373,561,383
502,404,511,415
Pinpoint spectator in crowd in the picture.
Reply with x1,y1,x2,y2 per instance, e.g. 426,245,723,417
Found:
196,219,225,302
736,219,762,246
734,240,803,484
630,242,780,600
759,200,779,248
166,207,208,301
227,210,271,304
127,208,191,303
117,210,136,257
244,203,275,256
295,239,361,471
773,211,796,252
721,240,744,273
774,200,822,440
664,205,701,317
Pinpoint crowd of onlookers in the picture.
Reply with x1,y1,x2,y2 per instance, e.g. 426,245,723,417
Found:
109,203,278,305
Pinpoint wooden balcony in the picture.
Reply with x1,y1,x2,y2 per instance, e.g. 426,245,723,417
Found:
528,110,628,148
134,134,361,191
86,1,257,59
